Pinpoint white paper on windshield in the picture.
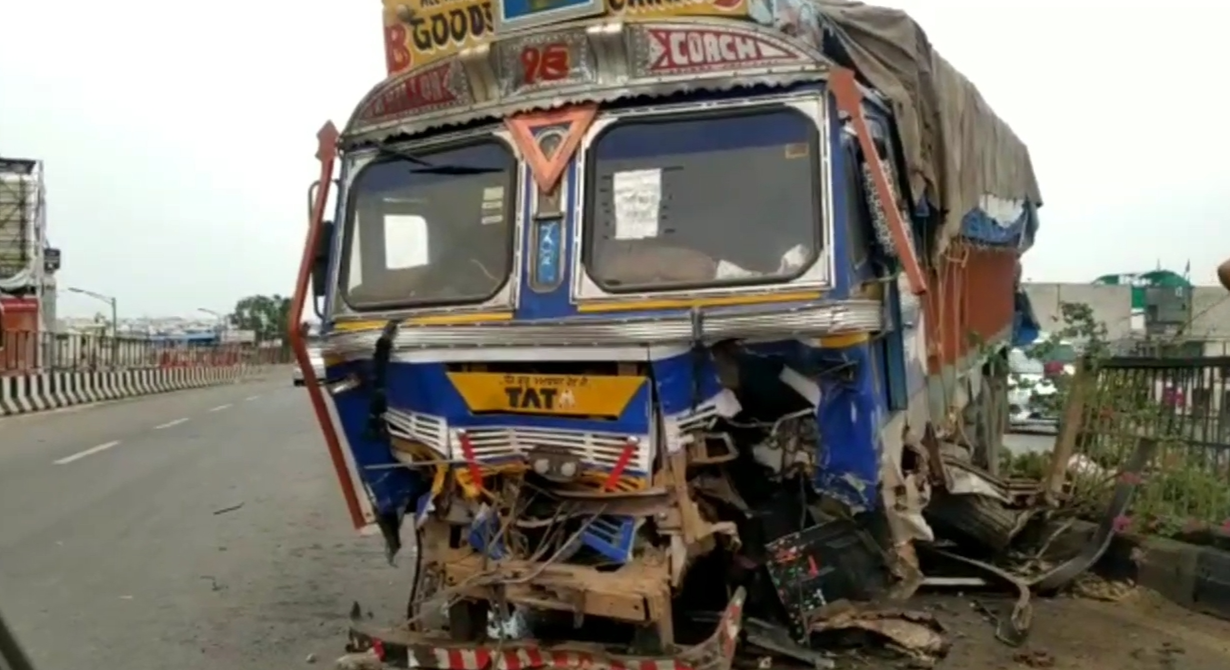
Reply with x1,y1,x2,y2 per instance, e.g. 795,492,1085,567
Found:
482,186,506,223
715,260,760,280
612,169,662,240
777,244,809,273
383,214,429,269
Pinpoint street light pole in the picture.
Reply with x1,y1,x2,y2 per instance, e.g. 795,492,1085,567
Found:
67,287,117,335
67,287,118,365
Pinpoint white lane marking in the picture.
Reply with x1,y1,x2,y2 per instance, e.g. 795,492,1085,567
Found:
154,418,189,430
244,395,261,401
0,402,103,423
55,441,121,465
208,404,232,413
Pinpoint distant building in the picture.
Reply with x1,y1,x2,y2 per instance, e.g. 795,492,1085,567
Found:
1093,270,1192,337
1,156,59,369
1025,271,1230,355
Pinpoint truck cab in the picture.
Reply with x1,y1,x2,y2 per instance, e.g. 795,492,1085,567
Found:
290,3,1043,666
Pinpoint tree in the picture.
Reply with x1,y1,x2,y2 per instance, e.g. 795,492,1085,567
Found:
229,294,292,342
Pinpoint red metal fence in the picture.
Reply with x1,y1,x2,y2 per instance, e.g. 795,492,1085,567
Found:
1,331,291,374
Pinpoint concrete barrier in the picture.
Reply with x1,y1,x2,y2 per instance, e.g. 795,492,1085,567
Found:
1066,520,1230,622
0,365,290,416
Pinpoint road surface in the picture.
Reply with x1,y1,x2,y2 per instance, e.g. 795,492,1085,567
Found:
2,384,1228,670
1005,428,1058,454
0,378,403,669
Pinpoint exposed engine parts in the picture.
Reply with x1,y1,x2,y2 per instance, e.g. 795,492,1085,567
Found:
336,336,1142,670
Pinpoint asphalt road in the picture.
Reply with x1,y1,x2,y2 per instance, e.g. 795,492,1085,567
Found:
0,378,408,670
0,382,1141,670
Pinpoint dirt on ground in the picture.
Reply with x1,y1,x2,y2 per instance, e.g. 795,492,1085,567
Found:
850,588,1230,670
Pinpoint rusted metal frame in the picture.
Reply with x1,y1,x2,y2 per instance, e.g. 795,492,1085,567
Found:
828,67,927,297
930,547,1031,646
291,121,366,530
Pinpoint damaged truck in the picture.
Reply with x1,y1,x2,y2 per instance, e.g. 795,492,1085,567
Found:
289,0,1044,666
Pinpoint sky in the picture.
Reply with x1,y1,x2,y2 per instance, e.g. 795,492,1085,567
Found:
0,0,1226,317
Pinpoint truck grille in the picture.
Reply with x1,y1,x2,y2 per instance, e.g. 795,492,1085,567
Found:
383,388,739,491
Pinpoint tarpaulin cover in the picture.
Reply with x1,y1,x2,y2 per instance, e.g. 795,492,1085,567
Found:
811,1,1043,253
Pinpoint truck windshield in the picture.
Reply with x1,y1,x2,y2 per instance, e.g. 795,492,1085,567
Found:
583,107,820,292
341,140,516,310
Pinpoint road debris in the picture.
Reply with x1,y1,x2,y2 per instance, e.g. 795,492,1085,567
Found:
213,502,244,515
335,651,381,670
1072,573,1137,602
811,605,950,663
1011,649,1055,668
338,415,1166,670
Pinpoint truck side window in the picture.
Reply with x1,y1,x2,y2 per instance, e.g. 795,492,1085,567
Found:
841,135,873,267
844,116,907,273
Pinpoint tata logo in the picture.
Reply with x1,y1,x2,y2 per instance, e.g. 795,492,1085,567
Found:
447,372,641,418
504,386,576,411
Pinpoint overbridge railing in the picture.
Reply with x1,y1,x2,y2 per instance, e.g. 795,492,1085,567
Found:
1047,351,1230,534
1,331,290,374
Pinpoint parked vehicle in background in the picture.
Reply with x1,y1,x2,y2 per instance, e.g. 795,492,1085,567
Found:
291,345,324,387
1025,331,1080,375
1007,332,1083,431
1008,346,1060,430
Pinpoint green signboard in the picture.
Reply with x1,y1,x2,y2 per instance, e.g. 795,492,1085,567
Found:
1093,270,1191,310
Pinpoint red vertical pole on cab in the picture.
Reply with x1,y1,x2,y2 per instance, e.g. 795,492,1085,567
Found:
289,121,366,530
829,67,928,297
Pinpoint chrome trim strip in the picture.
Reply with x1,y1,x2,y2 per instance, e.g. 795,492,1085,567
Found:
459,425,654,476
326,299,882,355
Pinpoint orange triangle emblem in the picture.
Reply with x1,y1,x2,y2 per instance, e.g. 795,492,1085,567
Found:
506,105,598,193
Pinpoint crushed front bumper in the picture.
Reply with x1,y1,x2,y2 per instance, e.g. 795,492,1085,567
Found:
338,588,746,670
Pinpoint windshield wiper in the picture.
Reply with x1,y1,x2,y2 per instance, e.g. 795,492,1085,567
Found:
375,142,504,176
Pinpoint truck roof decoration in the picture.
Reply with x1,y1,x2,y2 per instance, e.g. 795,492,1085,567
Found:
347,18,824,142
359,0,1042,254
505,105,597,192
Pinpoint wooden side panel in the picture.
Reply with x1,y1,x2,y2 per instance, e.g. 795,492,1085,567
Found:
923,242,1019,374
